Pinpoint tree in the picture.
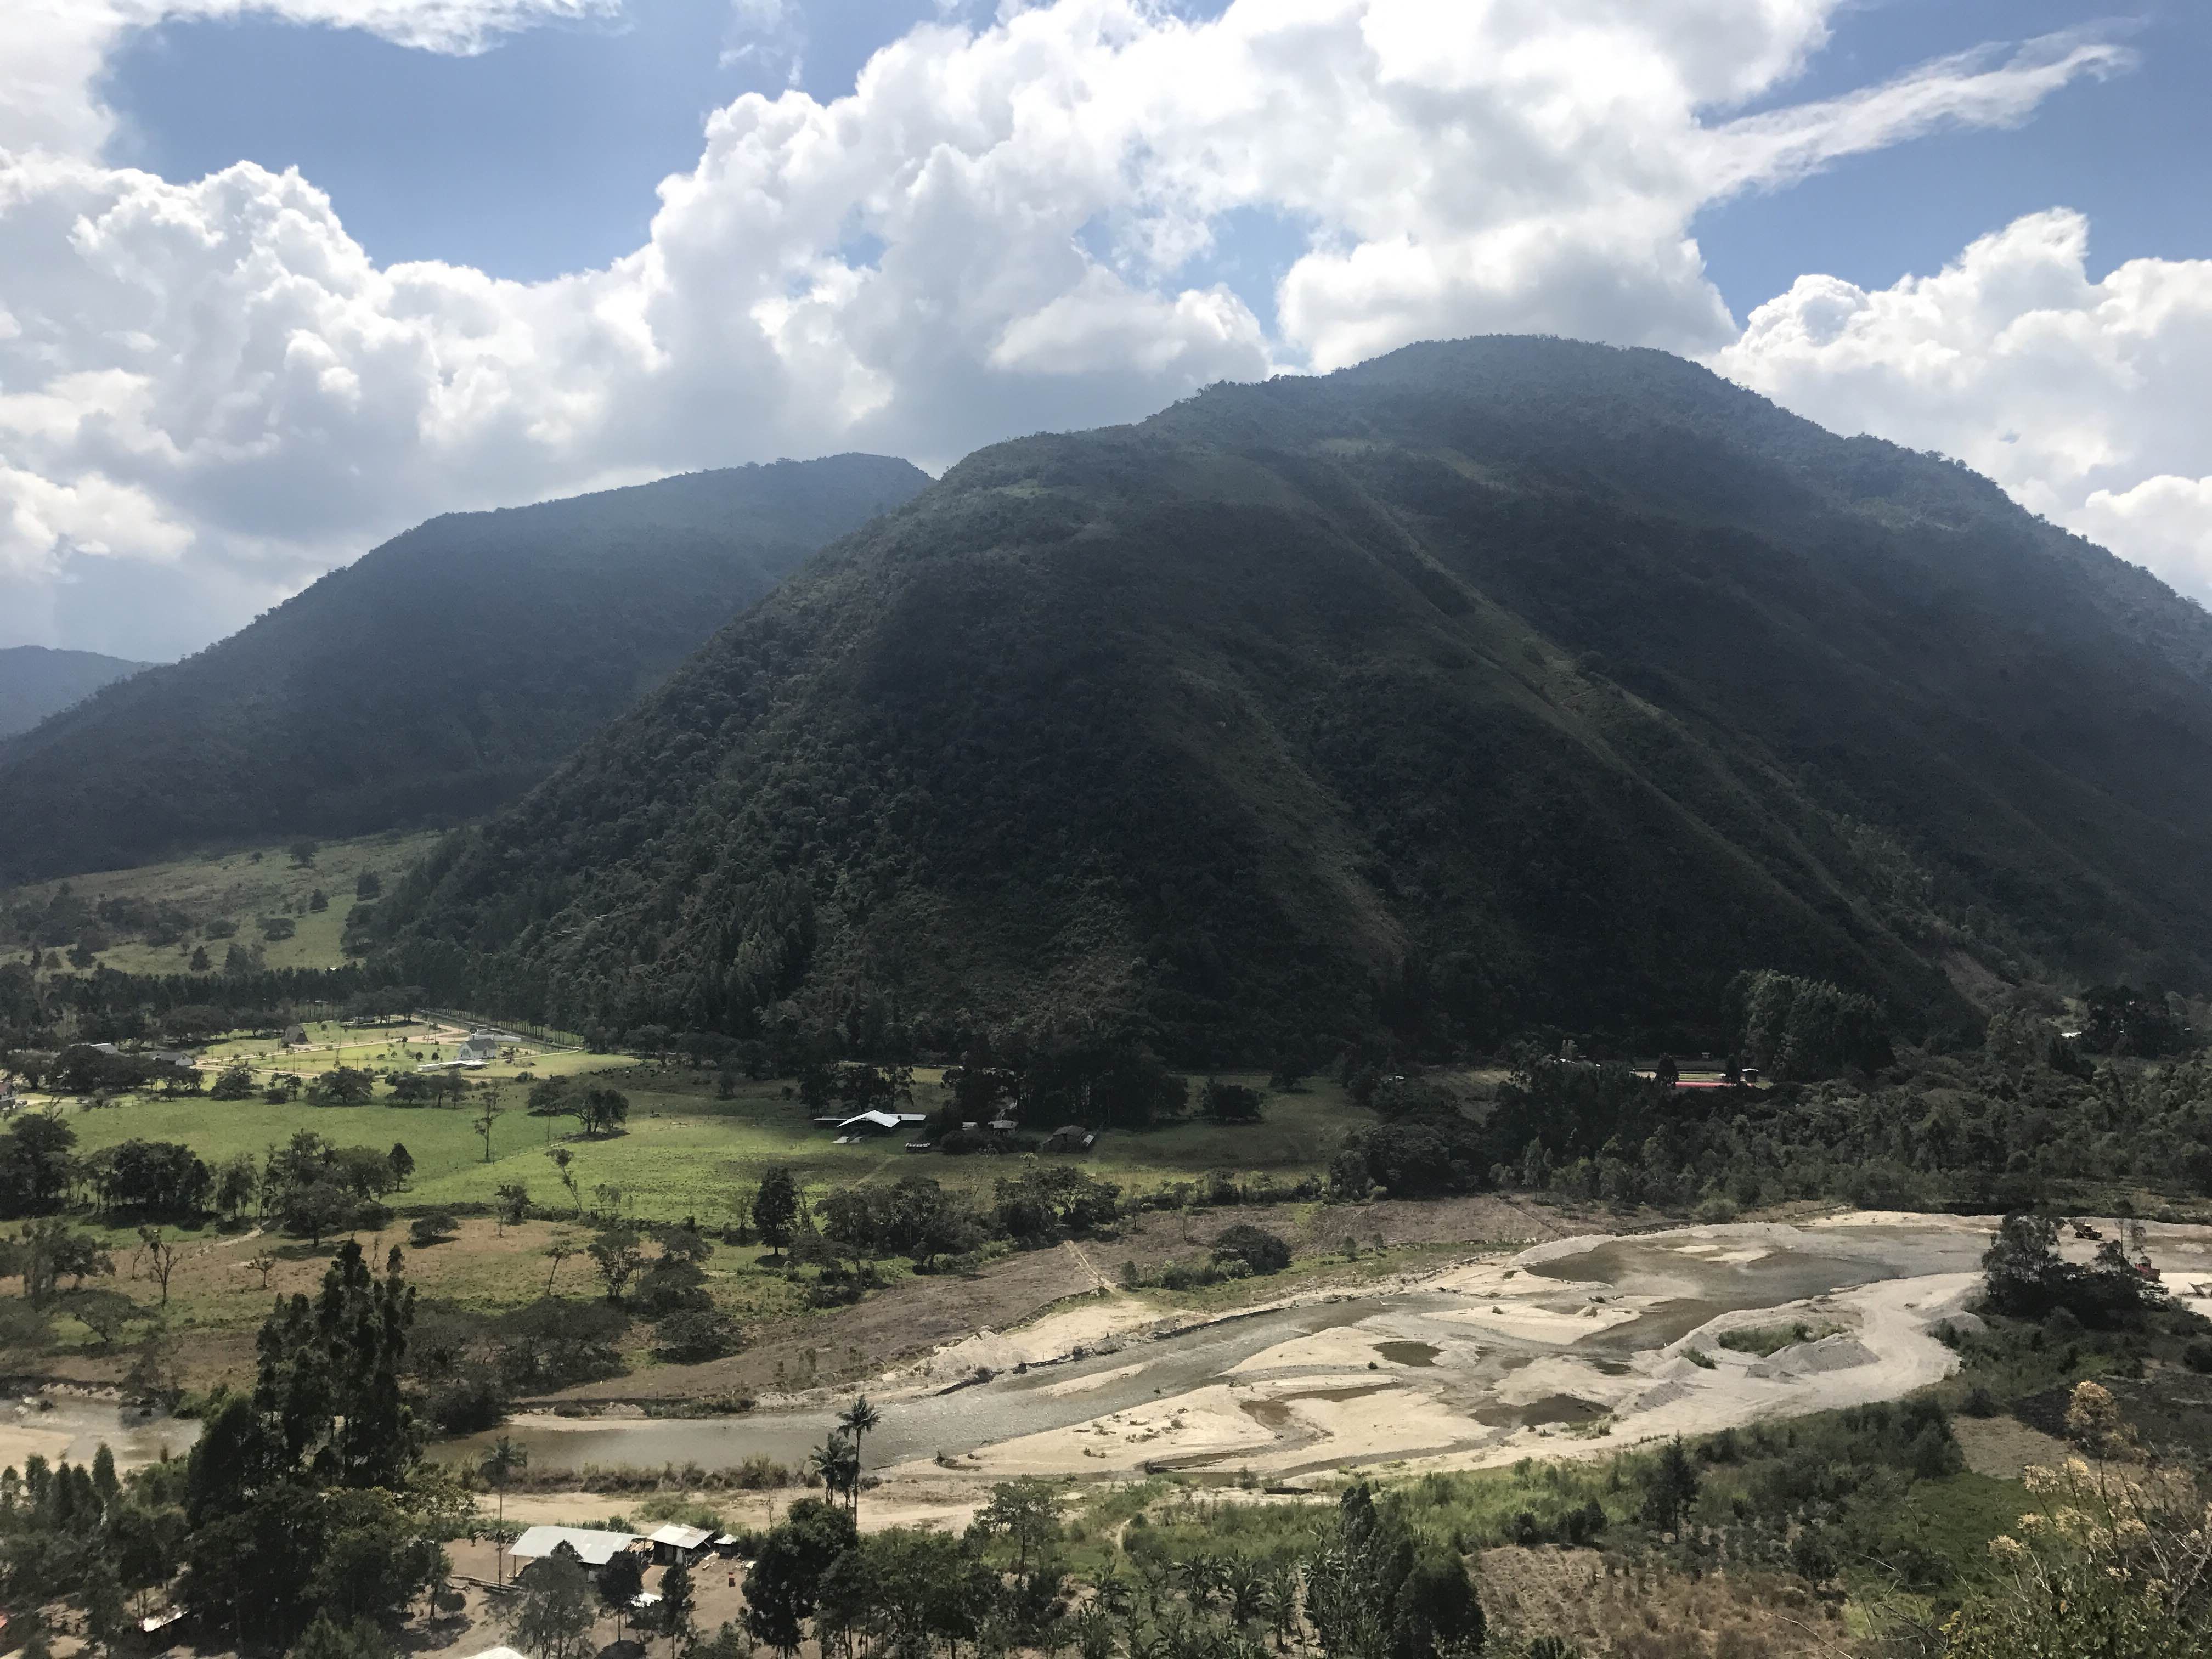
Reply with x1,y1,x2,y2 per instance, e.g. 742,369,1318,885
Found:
837,1394,881,1516
817,1530,997,1659
744,1498,859,1655
753,1167,801,1259
546,1144,580,1214
136,1224,182,1306
291,1616,396,1659
496,1181,532,1231
1305,1484,1481,1659
77,1555,128,1655
588,1226,646,1302
475,1092,504,1161
290,839,320,867
12,1218,112,1306
1983,1212,2155,1325
1640,1438,1700,1533
809,1431,860,1511
0,1113,78,1216
544,1231,578,1294
600,1549,646,1641
660,1560,697,1656
387,1143,414,1189
190,945,212,972
356,870,383,900
210,1063,257,1099
482,1437,529,1582
307,1066,375,1105
276,1179,356,1245
1201,1079,1266,1122
509,1545,597,1659
574,1085,630,1137
215,1152,260,1217
973,1477,1062,1576
1212,1224,1291,1275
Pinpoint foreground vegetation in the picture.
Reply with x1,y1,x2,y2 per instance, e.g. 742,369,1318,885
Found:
6,1218,2209,1659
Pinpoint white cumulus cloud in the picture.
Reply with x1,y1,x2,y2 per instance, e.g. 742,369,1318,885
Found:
1717,208,2212,603
0,0,2154,656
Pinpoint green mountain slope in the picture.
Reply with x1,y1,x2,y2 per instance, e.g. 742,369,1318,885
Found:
0,646,153,739
369,339,2212,1059
0,455,928,881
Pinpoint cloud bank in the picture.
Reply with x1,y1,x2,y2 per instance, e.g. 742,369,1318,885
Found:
0,0,2198,659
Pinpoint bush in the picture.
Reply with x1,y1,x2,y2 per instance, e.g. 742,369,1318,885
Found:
409,1213,459,1247
426,1372,507,1434
2182,1340,2212,1375
1211,1223,1291,1274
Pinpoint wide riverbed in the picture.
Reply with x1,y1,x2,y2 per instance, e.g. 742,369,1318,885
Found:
440,1219,1997,1479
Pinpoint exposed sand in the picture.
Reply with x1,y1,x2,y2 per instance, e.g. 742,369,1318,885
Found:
895,1291,1171,1388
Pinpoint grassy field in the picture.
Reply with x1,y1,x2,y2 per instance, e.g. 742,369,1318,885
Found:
3,828,443,974
49,1054,1362,1220
12,1051,1372,1381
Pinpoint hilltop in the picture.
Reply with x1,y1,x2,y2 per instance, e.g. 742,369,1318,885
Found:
0,645,152,738
367,338,2212,1059
0,453,929,881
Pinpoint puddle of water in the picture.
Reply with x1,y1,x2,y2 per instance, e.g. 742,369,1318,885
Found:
1239,1398,1293,1430
1373,1341,1440,1367
1238,1383,1391,1431
1476,1393,1604,1429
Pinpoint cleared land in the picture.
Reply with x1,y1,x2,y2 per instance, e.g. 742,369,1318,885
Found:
3,828,442,974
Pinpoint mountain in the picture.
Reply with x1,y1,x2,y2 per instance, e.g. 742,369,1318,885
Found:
0,647,153,739
0,455,929,881
368,338,2212,1061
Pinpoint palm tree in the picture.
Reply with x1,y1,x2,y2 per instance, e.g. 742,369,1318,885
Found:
836,1394,881,1517
481,1435,529,1583
808,1431,859,1511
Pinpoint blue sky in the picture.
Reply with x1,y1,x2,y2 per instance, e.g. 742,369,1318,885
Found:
103,1,2208,319
7,0,2210,659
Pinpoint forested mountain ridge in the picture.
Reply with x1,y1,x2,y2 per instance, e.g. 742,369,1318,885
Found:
0,646,152,739
367,337,2212,1061
0,454,929,881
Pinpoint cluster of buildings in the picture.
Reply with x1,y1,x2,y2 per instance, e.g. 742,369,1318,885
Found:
509,1522,742,1578
814,1108,1097,1153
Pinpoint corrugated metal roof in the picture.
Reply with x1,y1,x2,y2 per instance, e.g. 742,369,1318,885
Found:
511,1525,637,1566
650,1523,713,1549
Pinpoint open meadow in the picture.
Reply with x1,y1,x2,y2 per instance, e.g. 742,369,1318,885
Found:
7,1029,1377,1390
2,828,443,974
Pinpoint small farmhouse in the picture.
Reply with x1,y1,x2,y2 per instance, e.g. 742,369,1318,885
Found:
650,1522,714,1565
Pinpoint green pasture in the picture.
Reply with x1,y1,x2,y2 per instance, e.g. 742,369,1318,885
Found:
5,828,441,975
45,1065,1365,1224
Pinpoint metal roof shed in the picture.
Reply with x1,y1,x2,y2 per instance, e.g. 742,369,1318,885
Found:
510,1526,639,1569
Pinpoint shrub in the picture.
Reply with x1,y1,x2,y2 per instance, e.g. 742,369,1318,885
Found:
2182,1339,2212,1375
426,1372,507,1434
1211,1223,1291,1274
409,1213,459,1247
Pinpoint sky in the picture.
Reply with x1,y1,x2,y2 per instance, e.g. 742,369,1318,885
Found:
2,0,2208,661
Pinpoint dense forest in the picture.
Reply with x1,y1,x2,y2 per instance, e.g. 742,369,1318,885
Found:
0,455,927,882
0,646,151,740
362,338,2212,1062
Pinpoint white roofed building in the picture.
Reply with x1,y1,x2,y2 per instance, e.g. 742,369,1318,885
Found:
650,1523,714,1565
510,1525,640,1573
